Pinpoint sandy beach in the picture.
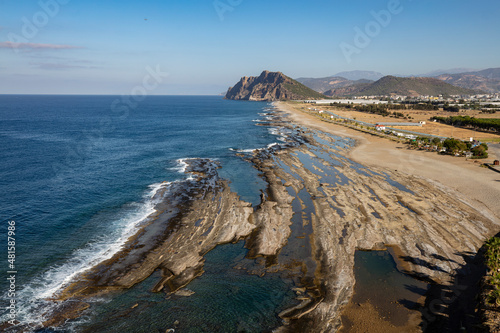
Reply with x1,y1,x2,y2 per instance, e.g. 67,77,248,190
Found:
13,101,500,333
275,101,500,332
276,101,500,222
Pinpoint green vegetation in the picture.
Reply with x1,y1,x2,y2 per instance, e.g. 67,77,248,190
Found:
443,104,460,112
406,136,489,159
443,138,467,154
283,78,326,100
330,103,418,118
431,116,500,133
482,109,498,114
485,237,500,307
403,102,439,111
471,143,489,158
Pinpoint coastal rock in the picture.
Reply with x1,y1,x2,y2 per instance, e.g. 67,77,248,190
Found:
225,70,325,101
26,113,499,333
246,157,295,257
39,158,256,329
253,130,498,332
174,289,195,297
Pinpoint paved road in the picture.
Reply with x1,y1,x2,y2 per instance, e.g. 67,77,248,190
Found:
489,143,500,160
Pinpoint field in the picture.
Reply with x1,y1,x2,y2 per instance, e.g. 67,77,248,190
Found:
307,105,500,141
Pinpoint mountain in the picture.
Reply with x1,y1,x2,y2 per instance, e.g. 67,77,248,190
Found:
468,68,500,80
323,82,372,97
325,76,477,97
436,74,500,94
420,68,477,77
435,68,500,93
333,70,384,81
225,70,326,101
295,76,373,94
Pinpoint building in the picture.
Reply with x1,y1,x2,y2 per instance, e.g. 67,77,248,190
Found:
376,122,422,127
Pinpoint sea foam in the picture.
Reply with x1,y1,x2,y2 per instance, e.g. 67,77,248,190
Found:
5,181,171,326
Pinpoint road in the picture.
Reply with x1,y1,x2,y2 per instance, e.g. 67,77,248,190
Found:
489,143,500,160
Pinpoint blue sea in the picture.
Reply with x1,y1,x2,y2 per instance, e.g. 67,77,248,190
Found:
0,95,297,332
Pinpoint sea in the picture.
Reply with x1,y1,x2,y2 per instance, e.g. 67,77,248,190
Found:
0,95,298,332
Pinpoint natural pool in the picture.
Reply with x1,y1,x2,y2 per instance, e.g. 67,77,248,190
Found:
340,250,428,332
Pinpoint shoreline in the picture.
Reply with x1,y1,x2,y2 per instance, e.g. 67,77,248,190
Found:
275,100,500,331
8,101,500,332
276,101,500,222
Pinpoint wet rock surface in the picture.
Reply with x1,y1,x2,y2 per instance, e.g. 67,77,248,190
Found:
259,129,498,332
11,112,499,332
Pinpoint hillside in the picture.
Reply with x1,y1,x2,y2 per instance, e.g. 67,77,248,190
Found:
334,70,384,81
295,76,373,93
323,82,372,97
437,74,500,94
225,71,325,101
436,68,500,93
469,68,500,80
326,76,477,97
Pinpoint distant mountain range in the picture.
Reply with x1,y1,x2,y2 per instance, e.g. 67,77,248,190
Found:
294,76,373,94
224,68,500,101
333,70,384,81
297,68,500,96
225,71,325,101
413,68,478,77
436,68,500,94
325,76,476,97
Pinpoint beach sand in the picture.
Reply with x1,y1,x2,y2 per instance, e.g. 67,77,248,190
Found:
276,101,500,222
276,101,500,332
16,102,499,333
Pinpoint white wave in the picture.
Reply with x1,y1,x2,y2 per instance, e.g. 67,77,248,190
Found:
170,158,189,173
229,147,261,153
268,128,279,136
239,148,260,153
7,181,171,326
170,157,209,175
267,143,280,148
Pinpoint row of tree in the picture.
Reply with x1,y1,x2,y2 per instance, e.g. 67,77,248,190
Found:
431,116,500,133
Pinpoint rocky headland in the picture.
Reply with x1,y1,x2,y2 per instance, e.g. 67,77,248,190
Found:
225,70,325,101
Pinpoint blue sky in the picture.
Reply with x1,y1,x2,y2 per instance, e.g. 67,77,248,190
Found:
1,0,499,94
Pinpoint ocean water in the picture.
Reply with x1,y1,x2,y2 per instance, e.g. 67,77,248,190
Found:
0,95,296,331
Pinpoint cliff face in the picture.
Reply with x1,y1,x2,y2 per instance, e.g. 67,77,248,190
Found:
225,70,325,101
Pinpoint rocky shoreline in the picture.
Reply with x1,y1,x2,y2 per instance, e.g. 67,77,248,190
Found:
5,110,499,332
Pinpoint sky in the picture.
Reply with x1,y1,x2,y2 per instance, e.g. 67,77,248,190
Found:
0,0,499,95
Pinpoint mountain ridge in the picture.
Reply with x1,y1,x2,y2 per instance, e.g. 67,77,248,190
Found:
334,70,384,81
435,68,500,93
295,76,373,94
324,75,478,97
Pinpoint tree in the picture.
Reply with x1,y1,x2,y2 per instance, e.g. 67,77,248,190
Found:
443,138,467,155
431,137,441,146
471,143,489,158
